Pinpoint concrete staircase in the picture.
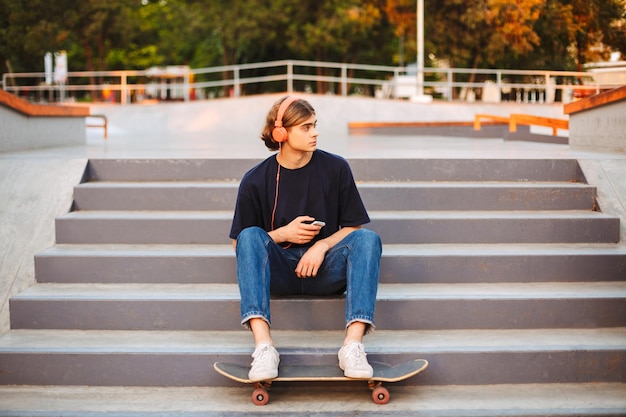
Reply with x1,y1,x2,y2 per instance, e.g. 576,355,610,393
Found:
1,158,625,416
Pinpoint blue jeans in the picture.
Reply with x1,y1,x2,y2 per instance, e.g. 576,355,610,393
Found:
236,227,381,332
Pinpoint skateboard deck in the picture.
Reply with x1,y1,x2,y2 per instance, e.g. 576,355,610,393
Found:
214,359,428,405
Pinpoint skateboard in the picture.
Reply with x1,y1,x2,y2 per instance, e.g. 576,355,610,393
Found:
214,358,428,405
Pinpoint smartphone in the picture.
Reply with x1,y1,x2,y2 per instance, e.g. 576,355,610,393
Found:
311,220,326,227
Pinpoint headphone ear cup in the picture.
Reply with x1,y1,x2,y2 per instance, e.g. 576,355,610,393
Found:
272,96,298,144
272,126,288,143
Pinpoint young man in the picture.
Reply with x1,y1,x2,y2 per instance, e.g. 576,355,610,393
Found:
229,96,382,381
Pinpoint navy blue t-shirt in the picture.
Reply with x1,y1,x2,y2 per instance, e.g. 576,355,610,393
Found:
229,150,370,246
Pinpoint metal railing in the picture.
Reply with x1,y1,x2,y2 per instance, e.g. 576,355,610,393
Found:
2,59,623,105
474,113,569,136
86,114,108,139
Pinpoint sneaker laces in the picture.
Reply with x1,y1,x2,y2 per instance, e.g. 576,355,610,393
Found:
343,342,368,366
252,344,277,366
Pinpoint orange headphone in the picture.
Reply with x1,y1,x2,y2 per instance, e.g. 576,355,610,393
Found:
271,96,298,236
272,96,299,143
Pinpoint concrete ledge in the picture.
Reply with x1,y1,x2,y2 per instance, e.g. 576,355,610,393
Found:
564,85,626,115
0,90,89,152
0,89,89,117
564,86,626,152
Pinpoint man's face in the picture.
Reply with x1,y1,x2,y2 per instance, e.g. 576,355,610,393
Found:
286,115,318,152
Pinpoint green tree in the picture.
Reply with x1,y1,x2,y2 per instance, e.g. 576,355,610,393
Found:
387,0,625,71
521,0,577,69
383,0,418,66
566,0,626,69
0,0,11,76
423,0,543,69
282,0,392,93
72,1,135,72
2,0,71,73
483,0,543,63
285,0,386,63
0,0,136,73
2,0,624,91
197,0,281,66
521,0,626,71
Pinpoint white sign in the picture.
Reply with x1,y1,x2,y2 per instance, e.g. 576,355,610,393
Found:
54,51,67,84
44,52,53,85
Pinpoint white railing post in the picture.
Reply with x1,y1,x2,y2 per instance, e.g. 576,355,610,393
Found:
184,70,190,102
121,72,128,105
416,0,425,97
233,65,240,97
341,64,348,96
287,61,293,93
392,68,400,99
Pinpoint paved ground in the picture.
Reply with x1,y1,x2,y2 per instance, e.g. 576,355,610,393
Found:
2,383,626,416
2,94,617,160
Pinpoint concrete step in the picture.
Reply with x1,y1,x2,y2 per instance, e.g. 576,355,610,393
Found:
1,383,625,416
0,328,624,386
34,243,626,284
5,156,623,411
72,181,597,211
85,158,586,182
361,182,596,211
73,181,239,211
10,282,626,331
54,210,620,245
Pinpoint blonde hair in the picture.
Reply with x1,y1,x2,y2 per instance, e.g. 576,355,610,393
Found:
260,96,316,151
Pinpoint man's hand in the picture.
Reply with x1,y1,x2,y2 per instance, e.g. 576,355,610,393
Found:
295,240,330,278
271,215,323,245
266,217,362,279
295,225,362,278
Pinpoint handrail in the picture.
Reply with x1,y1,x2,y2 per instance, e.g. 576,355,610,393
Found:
509,114,568,136
2,59,620,105
473,114,511,131
86,114,108,139
474,113,568,136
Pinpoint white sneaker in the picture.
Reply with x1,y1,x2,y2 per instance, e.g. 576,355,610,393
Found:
248,343,280,381
338,341,374,379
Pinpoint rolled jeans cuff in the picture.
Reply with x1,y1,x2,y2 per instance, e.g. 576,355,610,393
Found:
346,318,376,335
241,314,271,331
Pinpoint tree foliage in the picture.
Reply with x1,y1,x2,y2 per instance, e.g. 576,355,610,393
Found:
566,0,626,69
0,0,624,77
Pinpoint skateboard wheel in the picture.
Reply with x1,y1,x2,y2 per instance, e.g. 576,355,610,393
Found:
252,388,269,406
372,386,389,404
